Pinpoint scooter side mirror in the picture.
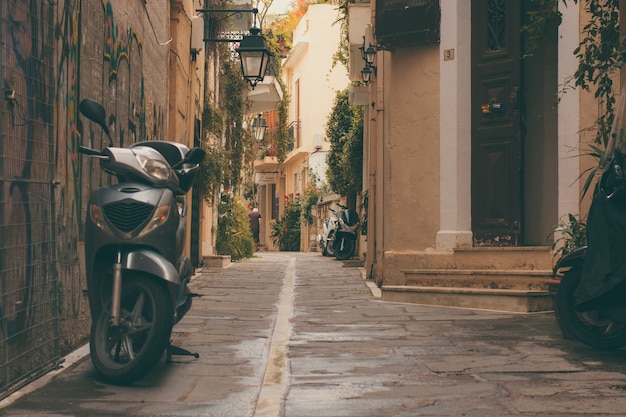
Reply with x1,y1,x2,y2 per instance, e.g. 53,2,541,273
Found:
182,148,206,164
79,98,110,137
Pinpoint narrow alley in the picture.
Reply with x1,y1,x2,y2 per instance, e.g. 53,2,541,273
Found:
2,252,626,417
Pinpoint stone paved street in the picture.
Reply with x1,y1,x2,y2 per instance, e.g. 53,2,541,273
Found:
2,252,626,416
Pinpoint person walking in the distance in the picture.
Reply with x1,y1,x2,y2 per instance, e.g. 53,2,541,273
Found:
248,208,261,250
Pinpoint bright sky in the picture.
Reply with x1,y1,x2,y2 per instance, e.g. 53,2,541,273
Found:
267,0,293,14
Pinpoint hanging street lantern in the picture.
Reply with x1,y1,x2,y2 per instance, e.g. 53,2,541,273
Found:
236,27,273,89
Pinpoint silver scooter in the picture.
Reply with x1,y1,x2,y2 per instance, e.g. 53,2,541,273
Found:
78,98,204,384
319,207,339,257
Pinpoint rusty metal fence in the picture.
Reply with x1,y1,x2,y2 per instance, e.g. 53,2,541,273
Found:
0,0,61,398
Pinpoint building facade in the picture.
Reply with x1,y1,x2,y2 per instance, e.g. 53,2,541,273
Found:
255,4,349,251
352,0,609,312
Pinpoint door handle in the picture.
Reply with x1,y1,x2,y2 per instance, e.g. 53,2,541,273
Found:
481,100,504,114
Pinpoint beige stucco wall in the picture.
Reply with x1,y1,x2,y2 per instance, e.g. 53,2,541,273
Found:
383,46,440,251
370,1,583,287
280,4,350,252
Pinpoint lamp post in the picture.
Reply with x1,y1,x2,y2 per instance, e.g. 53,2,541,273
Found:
196,7,273,87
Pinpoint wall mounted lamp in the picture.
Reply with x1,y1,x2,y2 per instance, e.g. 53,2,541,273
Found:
361,65,376,85
360,36,378,85
252,113,268,142
196,7,273,88
363,46,377,66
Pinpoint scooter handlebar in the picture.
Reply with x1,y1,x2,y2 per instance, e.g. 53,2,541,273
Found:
78,146,103,156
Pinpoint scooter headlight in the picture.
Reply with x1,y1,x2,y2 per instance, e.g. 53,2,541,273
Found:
89,204,110,231
138,204,170,237
133,147,171,181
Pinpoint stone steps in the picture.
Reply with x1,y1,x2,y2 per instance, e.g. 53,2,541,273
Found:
381,247,555,312
403,268,552,291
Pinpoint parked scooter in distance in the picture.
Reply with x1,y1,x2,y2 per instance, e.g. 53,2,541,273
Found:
319,207,339,257
332,204,360,261
551,87,626,349
78,98,205,384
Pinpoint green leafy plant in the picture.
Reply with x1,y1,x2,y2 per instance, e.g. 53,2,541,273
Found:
216,195,255,261
275,82,292,163
300,181,322,225
522,0,621,199
199,144,227,204
552,213,587,262
270,195,302,251
325,88,363,199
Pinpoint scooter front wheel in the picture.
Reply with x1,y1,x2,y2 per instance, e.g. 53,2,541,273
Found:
90,274,174,384
334,237,355,261
555,267,626,349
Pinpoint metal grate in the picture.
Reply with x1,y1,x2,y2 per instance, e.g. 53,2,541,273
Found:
0,0,60,399
103,200,155,233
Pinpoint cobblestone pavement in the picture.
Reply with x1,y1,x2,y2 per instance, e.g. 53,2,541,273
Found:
2,252,626,416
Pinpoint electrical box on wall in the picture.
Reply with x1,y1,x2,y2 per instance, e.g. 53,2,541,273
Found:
191,15,204,53
314,132,324,149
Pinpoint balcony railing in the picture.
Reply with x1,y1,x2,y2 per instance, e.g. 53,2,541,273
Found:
288,120,301,149
256,127,279,159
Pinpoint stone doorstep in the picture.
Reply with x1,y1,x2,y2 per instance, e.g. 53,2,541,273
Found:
402,268,553,291
395,246,554,270
201,255,231,269
342,259,365,268
452,246,555,270
381,285,553,313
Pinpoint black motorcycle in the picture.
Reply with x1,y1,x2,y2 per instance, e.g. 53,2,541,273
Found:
553,89,626,349
78,98,205,383
332,204,360,261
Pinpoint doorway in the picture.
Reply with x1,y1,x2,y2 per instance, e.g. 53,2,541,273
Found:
471,0,558,246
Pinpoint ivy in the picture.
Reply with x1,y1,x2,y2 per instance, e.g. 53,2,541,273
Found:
202,102,223,138
220,53,250,193
199,143,227,204
275,83,291,163
325,88,363,198
521,0,564,58
331,0,350,71
574,0,620,145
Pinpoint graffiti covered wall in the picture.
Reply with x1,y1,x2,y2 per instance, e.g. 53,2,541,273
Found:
0,0,58,393
53,0,169,354
0,0,170,397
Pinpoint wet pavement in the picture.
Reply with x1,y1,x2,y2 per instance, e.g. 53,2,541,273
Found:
2,252,626,416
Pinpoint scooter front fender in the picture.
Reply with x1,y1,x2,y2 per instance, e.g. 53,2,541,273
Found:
554,246,587,273
123,249,180,286
548,246,587,295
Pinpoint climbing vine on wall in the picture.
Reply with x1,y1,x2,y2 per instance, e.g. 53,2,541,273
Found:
220,54,250,193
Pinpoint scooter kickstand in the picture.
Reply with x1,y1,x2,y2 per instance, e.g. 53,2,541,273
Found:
166,343,200,363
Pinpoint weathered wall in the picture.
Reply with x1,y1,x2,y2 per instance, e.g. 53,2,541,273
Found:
54,0,169,352
0,0,206,397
